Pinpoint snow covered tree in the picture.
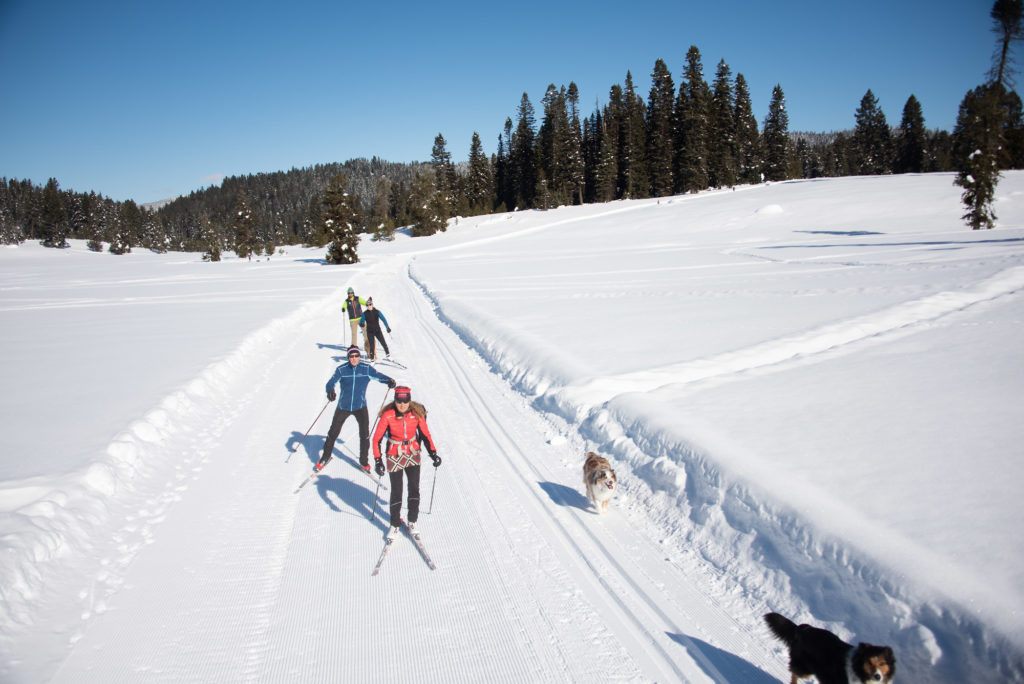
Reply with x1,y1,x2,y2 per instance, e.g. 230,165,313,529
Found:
321,174,360,263
954,0,1024,229
852,90,892,175
954,84,1003,230
895,95,928,174
370,176,396,241
762,85,790,181
201,216,222,261
39,178,68,248
409,170,446,236
232,192,259,260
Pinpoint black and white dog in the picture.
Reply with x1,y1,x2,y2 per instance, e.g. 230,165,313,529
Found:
764,612,896,684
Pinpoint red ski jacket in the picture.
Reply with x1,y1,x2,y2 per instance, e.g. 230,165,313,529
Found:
372,406,436,471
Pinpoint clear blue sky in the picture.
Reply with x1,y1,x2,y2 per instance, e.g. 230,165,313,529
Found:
0,0,997,204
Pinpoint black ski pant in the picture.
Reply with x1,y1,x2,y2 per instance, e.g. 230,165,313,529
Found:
388,464,421,527
323,406,370,466
366,327,389,359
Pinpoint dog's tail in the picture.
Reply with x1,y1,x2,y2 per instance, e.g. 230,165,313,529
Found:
763,612,798,646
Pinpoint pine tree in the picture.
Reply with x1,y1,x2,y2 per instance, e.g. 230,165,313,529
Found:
762,85,790,181
370,176,395,241
852,90,892,174
232,192,259,260
39,178,67,248
538,84,570,206
465,132,494,214
646,58,676,197
201,216,222,261
431,133,457,219
510,94,538,209
954,85,1003,229
321,174,360,263
674,46,710,193
708,60,737,188
734,73,761,184
895,95,928,173
566,83,586,205
621,71,649,199
409,170,445,236
593,111,618,203
954,0,1024,229
991,0,1024,86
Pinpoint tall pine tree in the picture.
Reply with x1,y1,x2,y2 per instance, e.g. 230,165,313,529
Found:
321,174,360,263
852,90,892,175
762,85,790,181
646,58,676,197
674,46,710,193
895,95,927,173
955,0,1024,229
734,73,761,184
708,59,737,188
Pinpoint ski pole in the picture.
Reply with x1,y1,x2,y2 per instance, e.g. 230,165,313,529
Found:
289,399,332,459
371,475,382,522
368,387,393,522
428,464,438,514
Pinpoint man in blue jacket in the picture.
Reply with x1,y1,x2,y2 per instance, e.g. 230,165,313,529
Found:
318,345,395,472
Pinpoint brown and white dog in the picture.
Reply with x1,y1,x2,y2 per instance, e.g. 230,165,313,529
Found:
764,612,896,684
583,452,617,514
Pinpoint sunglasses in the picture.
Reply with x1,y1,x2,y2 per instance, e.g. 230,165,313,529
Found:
348,352,360,358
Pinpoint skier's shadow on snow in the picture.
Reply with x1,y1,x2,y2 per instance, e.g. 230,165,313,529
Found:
538,481,591,511
316,342,349,353
666,633,776,683
286,431,386,527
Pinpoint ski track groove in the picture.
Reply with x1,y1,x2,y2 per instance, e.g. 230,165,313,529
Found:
400,261,733,683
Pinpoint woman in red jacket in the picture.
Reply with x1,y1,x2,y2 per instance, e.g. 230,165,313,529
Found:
372,385,441,541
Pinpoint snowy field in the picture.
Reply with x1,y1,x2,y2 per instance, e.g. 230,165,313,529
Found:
1,172,1023,682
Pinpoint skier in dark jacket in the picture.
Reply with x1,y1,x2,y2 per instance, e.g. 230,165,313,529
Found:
318,345,395,472
372,385,440,541
359,297,391,361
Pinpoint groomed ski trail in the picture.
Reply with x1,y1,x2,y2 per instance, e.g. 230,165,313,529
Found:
33,250,784,683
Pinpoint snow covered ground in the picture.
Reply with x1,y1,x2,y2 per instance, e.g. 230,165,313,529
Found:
1,172,1023,682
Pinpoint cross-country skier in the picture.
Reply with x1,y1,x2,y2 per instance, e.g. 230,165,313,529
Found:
372,385,441,540
359,297,392,361
318,345,395,473
343,287,366,350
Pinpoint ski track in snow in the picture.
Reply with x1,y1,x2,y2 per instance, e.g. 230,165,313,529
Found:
3,251,783,682
552,265,1024,412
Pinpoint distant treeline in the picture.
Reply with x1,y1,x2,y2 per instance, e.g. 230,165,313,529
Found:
4,44,1022,253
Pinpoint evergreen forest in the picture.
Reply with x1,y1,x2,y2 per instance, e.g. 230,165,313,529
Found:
4,42,1023,256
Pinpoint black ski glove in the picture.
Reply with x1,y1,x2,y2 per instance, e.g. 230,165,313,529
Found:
327,389,337,401
374,458,385,477
430,452,442,468
387,327,392,333
387,379,396,389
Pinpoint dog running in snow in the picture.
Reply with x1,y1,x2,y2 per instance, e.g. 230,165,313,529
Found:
583,452,617,514
764,612,896,684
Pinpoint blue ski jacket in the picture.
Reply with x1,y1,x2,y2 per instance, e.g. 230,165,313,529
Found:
325,361,393,412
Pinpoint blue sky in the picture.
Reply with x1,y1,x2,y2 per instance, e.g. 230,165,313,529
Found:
0,0,996,204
